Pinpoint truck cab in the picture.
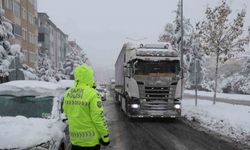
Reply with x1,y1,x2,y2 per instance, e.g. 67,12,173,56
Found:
115,42,182,118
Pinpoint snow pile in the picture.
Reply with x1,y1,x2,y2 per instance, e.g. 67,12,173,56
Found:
2,80,61,90
0,80,64,97
0,116,65,149
21,64,38,80
136,48,178,57
125,42,173,50
182,99,250,145
21,69,38,80
57,80,74,89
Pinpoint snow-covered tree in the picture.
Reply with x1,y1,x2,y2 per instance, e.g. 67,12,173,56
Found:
195,0,250,104
36,52,57,82
0,9,23,82
55,62,67,81
63,46,88,79
241,58,250,75
159,0,193,53
159,0,203,87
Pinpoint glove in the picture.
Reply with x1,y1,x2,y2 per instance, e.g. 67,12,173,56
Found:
100,139,110,146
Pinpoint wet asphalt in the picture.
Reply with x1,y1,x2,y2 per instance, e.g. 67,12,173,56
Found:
101,93,249,150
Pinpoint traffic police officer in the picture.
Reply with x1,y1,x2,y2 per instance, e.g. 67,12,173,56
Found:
63,64,110,150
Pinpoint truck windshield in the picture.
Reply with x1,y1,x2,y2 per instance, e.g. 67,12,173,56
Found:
0,95,53,118
133,60,180,75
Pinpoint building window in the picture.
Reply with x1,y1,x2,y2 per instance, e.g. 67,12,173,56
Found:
28,12,35,25
34,17,38,26
23,50,28,62
22,7,27,20
22,28,26,40
4,0,13,10
13,1,20,17
28,32,37,45
33,34,37,45
22,28,28,41
29,52,37,64
12,24,22,37
38,33,45,42
28,32,32,43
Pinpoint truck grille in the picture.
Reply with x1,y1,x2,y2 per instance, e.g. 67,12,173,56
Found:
140,100,173,111
144,86,171,99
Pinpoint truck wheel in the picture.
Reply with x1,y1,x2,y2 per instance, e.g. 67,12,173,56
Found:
118,94,122,105
115,93,119,102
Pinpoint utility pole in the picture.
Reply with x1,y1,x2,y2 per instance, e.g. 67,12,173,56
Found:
195,58,198,106
180,0,184,100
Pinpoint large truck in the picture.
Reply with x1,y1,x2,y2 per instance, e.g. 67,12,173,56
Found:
115,42,182,118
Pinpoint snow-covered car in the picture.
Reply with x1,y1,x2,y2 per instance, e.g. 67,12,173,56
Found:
57,80,74,91
0,81,70,150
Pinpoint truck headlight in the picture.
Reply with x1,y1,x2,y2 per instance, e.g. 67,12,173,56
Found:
174,104,181,109
131,104,140,109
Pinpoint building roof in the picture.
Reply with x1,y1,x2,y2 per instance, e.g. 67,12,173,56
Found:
38,12,68,37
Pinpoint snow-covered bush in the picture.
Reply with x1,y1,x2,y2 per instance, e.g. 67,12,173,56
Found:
36,52,57,82
198,57,250,94
36,52,69,82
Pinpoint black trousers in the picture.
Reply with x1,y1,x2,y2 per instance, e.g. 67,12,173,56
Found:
71,144,100,150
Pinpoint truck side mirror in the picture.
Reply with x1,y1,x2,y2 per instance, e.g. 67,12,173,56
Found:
124,67,131,78
123,63,127,67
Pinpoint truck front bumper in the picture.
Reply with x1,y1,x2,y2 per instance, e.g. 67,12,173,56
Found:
127,109,181,118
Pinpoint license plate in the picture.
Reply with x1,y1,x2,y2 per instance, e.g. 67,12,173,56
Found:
150,111,164,116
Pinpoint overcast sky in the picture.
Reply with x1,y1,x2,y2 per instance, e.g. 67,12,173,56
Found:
38,0,250,82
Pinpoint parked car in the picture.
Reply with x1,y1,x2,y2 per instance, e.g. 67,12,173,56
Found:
96,86,107,101
0,80,70,150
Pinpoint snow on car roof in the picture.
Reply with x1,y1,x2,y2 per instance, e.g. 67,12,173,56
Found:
2,80,61,89
57,80,75,89
0,80,64,96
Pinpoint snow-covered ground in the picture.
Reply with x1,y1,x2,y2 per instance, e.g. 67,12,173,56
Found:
185,90,250,101
182,99,250,146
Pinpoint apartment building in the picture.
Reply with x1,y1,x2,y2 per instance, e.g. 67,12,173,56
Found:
38,12,68,69
1,0,38,67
